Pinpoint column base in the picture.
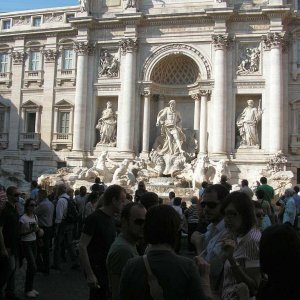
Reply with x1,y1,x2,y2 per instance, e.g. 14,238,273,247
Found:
140,151,150,160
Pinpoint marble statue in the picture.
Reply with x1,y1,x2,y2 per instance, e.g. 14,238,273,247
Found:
96,101,117,146
236,99,262,147
192,155,209,189
237,47,260,75
267,151,287,174
98,51,119,78
112,159,135,186
210,159,231,184
125,0,137,8
156,100,186,155
79,0,89,12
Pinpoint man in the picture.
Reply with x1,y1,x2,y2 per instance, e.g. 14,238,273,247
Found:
106,202,146,300
75,186,88,239
90,177,106,193
191,184,230,294
0,186,21,300
30,180,39,200
220,175,232,191
156,100,185,155
256,177,274,203
79,184,126,300
283,188,297,226
168,191,175,206
240,179,254,199
52,184,78,270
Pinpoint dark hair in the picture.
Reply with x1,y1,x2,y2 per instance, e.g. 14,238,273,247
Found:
80,186,87,193
169,191,175,199
87,191,100,204
95,177,101,184
260,177,267,184
201,181,208,189
144,205,181,248
220,175,227,182
190,196,198,205
221,191,256,235
173,197,182,206
121,202,145,222
37,189,47,201
255,189,265,200
31,180,38,188
140,192,159,210
126,193,133,201
24,198,36,214
294,186,300,194
241,179,249,186
205,184,229,203
6,186,17,197
56,184,67,196
102,184,124,206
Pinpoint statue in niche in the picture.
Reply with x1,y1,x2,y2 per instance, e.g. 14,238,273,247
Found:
237,47,260,75
125,0,137,9
96,101,117,146
98,50,119,78
79,0,90,13
236,99,263,148
156,100,186,155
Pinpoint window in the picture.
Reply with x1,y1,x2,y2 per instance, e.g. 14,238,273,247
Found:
26,112,36,132
62,49,73,70
2,20,11,30
66,14,75,23
29,51,40,71
58,112,70,133
32,17,41,27
0,111,5,133
0,53,8,73
57,161,67,169
24,161,33,182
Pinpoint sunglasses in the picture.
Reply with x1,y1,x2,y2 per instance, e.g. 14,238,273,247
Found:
133,219,145,226
200,201,219,209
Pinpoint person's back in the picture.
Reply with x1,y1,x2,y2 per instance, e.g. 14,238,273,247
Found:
257,177,274,203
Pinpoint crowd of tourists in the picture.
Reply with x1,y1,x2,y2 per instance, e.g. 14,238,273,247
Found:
0,175,300,300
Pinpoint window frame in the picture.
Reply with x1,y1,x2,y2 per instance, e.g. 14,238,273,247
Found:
0,52,9,73
28,50,41,71
62,48,74,70
58,111,70,134
2,19,11,30
32,16,42,27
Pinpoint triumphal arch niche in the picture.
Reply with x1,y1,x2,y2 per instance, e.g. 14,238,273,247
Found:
139,44,212,175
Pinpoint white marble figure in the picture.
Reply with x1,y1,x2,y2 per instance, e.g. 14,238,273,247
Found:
112,159,135,185
156,100,186,155
96,101,117,146
209,159,231,184
192,155,209,189
98,51,119,78
236,99,262,147
79,0,89,12
237,47,260,75
125,0,137,9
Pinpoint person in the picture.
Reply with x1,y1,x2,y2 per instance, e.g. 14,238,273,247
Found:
221,191,261,300
168,191,175,206
79,184,126,300
119,205,210,299
199,181,208,199
255,189,272,220
293,186,300,228
184,196,199,251
257,224,300,300
0,185,7,212
34,189,54,275
19,198,41,298
191,184,230,295
84,192,100,219
75,186,88,239
96,101,117,145
252,201,271,232
220,175,232,191
90,177,106,193
240,179,254,199
256,177,274,204
0,186,20,300
156,100,186,155
52,184,78,271
139,192,159,211
30,181,39,201
106,202,146,300
172,197,183,253
134,181,147,202
282,188,296,226
236,99,262,147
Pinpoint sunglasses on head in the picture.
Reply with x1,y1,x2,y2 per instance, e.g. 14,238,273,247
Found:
200,201,219,209
133,219,145,226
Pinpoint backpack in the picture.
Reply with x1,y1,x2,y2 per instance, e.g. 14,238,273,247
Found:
63,197,79,223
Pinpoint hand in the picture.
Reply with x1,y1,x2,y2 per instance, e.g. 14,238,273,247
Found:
87,273,100,289
194,255,210,278
222,239,236,259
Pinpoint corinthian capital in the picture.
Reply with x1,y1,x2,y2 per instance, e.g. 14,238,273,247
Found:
212,34,232,50
199,90,211,96
42,49,58,63
12,51,26,64
73,41,94,55
262,32,287,51
119,38,138,54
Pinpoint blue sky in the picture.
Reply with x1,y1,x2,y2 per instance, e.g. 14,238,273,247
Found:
1,0,78,12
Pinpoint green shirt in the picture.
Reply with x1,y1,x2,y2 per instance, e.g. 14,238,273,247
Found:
257,184,274,203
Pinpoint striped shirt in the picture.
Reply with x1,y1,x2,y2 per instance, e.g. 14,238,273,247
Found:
184,204,199,223
222,228,261,300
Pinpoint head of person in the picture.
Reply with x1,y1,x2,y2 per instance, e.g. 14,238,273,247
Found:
121,202,147,242
169,99,176,110
87,191,100,204
37,189,47,203
107,101,112,108
79,186,87,196
190,196,198,205
144,204,181,249
255,189,265,201
31,180,38,189
181,201,187,209
140,192,159,211
6,186,20,204
294,186,300,194
75,189,80,197
201,184,229,224
220,175,228,183
66,187,74,199
24,198,37,215
102,184,126,214
284,188,295,198
252,201,264,229
201,181,208,189
260,224,300,282
95,177,101,184
221,191,256,236
173,197,182,207
56,184,67,197
169,191,175,200
260,177,267,185
126,193,133,202
247,99,254,107
137,181,146,191
241,179,248,187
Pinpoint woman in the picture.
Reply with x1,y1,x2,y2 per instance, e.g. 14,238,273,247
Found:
20,198,42,298
221,192,261,300
257,224,300,300
119,205,210,300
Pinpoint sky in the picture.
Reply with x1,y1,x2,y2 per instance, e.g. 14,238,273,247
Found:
1,0,78,13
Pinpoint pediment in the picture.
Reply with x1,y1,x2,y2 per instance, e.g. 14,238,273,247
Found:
22,100,38,108
55,100,73,107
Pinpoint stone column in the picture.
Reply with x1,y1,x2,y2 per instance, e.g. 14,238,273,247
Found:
199,90,210,154
263,32,285,153
192,94,200,130
211,34,229,155
142,90,151,155
72,42,92,151
118,38,138,152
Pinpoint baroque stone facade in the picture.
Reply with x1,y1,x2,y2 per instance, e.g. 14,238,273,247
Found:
0,0,300,185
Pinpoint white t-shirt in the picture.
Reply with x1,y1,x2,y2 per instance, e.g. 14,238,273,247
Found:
20,214,38,242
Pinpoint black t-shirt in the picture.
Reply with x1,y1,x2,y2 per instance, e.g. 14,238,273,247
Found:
83,209,116,269
0,202,20,255
91,183,105,193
